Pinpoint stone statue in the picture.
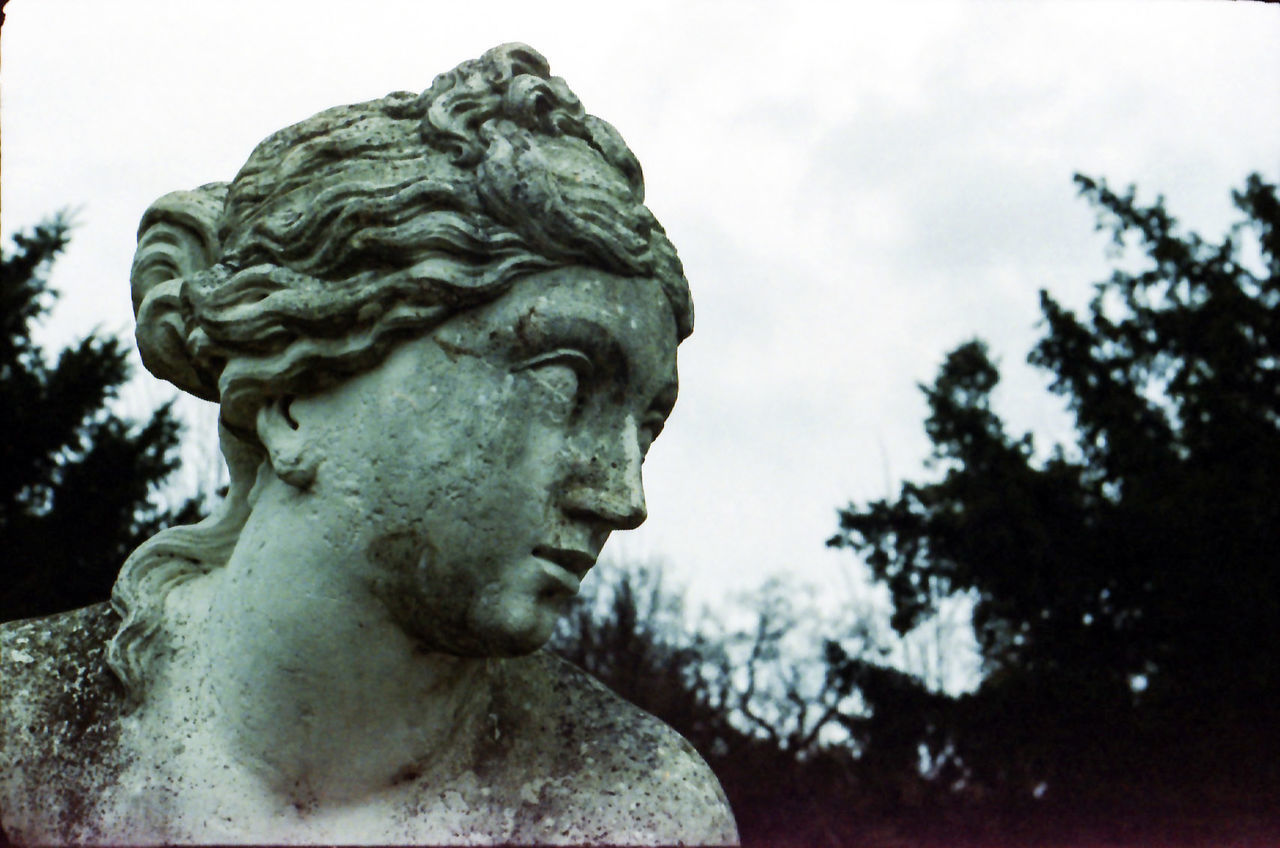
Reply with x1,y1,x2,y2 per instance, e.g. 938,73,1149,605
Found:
0,43,737,845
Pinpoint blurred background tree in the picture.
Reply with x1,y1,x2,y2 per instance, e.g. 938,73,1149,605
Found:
829,173,1280,842
0,217,199,622
551,563,877,848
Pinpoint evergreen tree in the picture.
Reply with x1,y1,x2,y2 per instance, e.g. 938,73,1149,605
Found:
829,174,1280,839
1,216,197,623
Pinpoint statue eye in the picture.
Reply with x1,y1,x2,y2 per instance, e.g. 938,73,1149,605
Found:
515,349,595,411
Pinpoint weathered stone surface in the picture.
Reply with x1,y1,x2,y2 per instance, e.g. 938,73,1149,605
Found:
2,603,734,844
0,42,736,845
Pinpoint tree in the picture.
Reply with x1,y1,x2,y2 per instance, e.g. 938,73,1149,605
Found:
552,563,892,848
830,174,1280,840
550,560,731,748
0,217,198,622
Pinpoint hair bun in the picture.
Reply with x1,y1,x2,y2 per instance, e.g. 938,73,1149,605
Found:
131,183,228,401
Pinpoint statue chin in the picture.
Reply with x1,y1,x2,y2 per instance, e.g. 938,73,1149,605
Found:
0,43,736,846
396,585,569,659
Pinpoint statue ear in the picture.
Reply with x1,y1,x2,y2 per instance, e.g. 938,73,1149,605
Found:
255,396,319,490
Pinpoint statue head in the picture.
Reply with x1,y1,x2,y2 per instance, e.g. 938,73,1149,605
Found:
109,43,691,699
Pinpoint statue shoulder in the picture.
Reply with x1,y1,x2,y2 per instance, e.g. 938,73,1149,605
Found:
496,651,739,845
0,604,129,844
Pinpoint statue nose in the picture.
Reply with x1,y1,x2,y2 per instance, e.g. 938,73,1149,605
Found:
561,417,648,531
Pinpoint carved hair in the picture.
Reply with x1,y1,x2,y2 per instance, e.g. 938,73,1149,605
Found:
108,43,692,699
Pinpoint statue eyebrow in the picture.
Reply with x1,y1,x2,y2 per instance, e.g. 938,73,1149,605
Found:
514,310,678,415
515,314,630,383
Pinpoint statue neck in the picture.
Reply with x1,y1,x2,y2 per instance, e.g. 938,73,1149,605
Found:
150,473,493,805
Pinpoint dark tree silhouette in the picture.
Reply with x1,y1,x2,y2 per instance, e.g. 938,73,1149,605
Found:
829,174,1280,842
0,217,198,623
550,561,731,749
551,563,883,848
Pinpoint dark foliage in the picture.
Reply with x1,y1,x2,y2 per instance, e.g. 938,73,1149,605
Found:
829,174,1280,843
551,564,878,847
0,217,199,623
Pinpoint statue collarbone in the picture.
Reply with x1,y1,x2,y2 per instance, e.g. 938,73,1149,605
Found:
0,42,736,845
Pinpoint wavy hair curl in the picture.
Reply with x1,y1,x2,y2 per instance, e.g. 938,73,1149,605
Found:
108,43,691,701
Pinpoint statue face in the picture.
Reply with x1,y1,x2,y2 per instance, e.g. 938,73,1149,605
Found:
290,266,679,656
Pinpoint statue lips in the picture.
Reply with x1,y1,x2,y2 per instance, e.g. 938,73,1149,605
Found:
531,545,597,597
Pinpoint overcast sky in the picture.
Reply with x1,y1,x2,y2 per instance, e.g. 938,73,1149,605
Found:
4,2,1279,640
